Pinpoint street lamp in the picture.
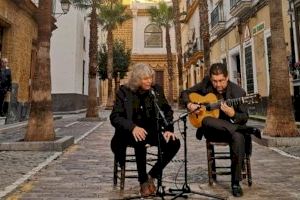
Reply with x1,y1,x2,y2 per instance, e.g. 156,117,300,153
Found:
53,0,71,17
60,0,71,14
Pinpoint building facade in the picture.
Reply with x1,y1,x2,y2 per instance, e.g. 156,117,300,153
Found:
0,0,38,122
207,0,298,117
180,0,205,89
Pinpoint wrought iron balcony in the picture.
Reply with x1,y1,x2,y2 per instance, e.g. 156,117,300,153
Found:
210,5,225,36
230,0,252,17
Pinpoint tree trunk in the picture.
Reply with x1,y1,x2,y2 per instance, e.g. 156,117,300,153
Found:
25,0,54,141
199,0,210,75
86,4,99,118
264,0,299,137
166,26,173,104
106,28,114,109
172,0,183,97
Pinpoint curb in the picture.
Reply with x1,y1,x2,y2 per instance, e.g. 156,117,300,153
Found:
0,116,62,133
249,115,300,128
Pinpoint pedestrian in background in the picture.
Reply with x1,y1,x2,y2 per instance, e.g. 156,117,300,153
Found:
110,63,180,197
0,58,12,116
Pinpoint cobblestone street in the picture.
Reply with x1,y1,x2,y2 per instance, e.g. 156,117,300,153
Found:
0,110,300,199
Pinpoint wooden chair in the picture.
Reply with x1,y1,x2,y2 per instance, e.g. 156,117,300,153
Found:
113,144,158,190
206,136,252,186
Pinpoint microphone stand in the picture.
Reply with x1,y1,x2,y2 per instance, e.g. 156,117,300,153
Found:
168,108,226,200
152,92,176,199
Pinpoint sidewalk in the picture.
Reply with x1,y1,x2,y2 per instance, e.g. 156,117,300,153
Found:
1,110,300,199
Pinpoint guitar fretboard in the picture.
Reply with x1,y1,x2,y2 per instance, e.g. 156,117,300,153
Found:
208,97,244,110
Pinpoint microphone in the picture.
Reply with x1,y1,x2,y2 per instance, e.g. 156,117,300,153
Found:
150,88,157,99
150,88,169,127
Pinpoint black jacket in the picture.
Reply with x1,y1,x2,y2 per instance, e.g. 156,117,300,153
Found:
110,84,174,163
180,76,249,139
0,67,12,94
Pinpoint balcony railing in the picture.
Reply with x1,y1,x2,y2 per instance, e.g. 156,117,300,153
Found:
230,0,252,17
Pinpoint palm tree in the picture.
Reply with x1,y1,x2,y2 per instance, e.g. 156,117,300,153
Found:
71,0,100,118
25,0,54,141
264,0,299,137
199,0,210,74
171,0,183,99
148,1,174,104
98,1,132,109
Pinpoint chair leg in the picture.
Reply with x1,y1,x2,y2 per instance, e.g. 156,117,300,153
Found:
120,164,125,190
211,146,217,181
113,158,118,186
206,141,214,185
242,159,247,179
246,155,252,186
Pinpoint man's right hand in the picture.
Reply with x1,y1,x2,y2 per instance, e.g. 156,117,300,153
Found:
132,126,148,142
187,103,205,114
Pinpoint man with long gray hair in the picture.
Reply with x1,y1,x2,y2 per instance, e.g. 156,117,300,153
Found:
110,63,180,197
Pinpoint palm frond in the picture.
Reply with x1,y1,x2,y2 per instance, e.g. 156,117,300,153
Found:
98,2,132,30
148,1,173,27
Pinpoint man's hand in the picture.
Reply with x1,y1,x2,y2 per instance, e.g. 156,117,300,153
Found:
187,103,205,114
220,101,235,117
163,131,177,143
132,126,148,142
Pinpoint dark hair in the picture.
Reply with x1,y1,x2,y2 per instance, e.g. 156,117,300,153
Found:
209,63,228,77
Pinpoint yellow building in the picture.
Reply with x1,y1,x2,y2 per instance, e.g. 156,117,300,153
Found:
208,0,293,116
100,1,178,105
0,0,38,121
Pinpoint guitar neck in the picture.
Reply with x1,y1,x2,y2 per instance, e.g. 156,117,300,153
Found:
208,97,244,110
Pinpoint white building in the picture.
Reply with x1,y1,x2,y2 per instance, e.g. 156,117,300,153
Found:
50,1,90,112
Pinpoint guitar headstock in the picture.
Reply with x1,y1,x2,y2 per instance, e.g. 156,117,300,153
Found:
243,93,261,104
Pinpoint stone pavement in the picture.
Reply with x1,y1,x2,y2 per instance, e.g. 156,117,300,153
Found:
1,110,300,199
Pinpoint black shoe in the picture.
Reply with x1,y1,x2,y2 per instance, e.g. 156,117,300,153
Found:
232,184,243,197
252,128,262,139
237,126,262,139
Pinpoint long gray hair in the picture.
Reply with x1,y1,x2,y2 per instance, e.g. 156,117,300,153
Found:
127,63,155,91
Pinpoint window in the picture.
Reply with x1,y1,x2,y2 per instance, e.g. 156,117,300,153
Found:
245,46,254,93
155,70,164,88
144,24,162,48
83,36,86,51
266,36,271,72
211,2,224,28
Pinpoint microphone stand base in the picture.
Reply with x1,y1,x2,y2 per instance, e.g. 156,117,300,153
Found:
155,185,179,200
169,183,227,200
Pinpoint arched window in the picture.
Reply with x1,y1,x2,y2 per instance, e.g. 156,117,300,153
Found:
144,24,162,48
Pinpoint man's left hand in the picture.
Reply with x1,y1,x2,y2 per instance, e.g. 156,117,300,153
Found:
220,102,235,118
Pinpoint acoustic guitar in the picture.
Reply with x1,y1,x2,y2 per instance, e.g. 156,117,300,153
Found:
188,92,260,128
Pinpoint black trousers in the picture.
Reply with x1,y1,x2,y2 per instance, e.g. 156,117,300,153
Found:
202,117,245,184
129,133,181,184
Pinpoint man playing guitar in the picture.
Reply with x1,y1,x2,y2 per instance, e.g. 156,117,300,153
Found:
180,63,261,197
